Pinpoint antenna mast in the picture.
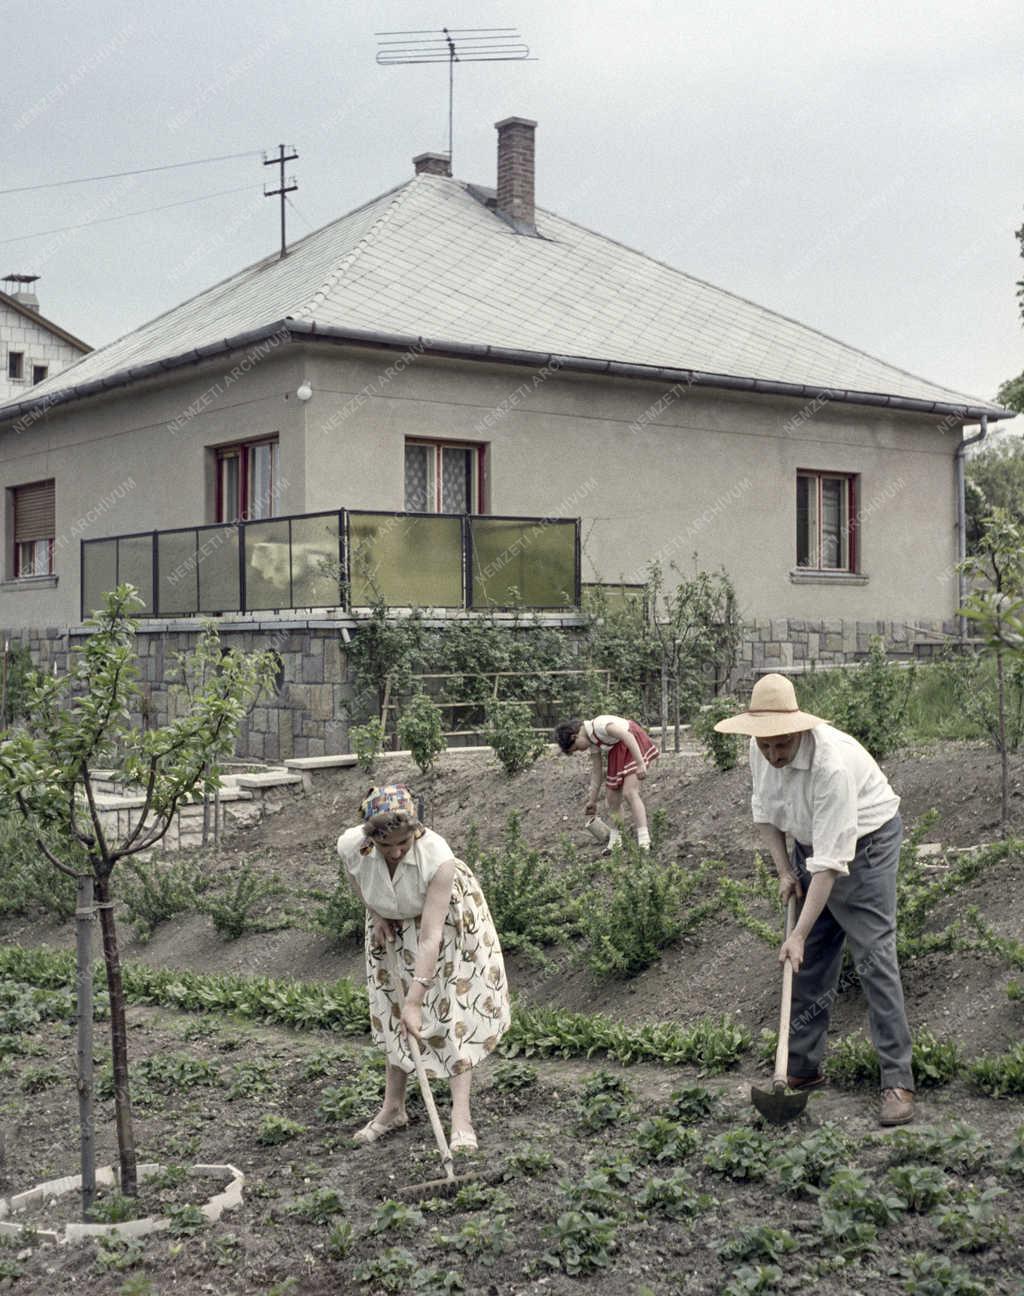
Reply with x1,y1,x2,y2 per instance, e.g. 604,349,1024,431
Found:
263,145,298,258
376,27,534,168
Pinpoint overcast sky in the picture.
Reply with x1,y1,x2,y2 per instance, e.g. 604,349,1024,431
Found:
5,0,1022,405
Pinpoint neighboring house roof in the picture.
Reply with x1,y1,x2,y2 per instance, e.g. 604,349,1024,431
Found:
0,289,91,353
0,174,1010,422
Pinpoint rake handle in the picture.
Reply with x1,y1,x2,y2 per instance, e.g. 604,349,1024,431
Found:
772,897,797,1089
387,942,455,1181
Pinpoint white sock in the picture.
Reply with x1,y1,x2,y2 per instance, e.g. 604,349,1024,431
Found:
607,827,622,848
637,829,651,850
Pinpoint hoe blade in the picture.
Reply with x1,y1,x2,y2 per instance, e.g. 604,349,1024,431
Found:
750,1081,809,1125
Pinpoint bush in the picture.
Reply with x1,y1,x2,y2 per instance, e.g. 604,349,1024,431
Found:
693,695,743,771
206,864,287,940
349,717,386,773
0,818,77,921
314,862,366,947
485,700,546,775
120,855,210,941
464,814,577,960
397,693,446,773
578,839,721,977
806,638,913,759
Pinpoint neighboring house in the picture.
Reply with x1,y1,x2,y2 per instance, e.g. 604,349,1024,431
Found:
0,275,90,405
0,117,1014,758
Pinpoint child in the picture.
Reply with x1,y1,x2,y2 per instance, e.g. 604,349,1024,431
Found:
555,714,659,850
338,785,510,1152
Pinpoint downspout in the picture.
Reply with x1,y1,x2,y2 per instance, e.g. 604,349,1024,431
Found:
955,413,988,638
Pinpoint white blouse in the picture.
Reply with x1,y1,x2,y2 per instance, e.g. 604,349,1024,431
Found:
585,715,627,747
337,825,456,920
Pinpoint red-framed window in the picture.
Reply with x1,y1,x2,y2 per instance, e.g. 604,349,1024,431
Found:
796,471,858,571
12,479,55,577
404,439,486,514
215,437,280,522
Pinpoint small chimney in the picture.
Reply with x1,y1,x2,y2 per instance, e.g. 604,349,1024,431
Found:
2,273,40,312
495,117,537,234
413,152,452,178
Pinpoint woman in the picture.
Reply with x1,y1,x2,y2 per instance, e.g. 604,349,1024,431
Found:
555,714,659,851
337,784,510,1151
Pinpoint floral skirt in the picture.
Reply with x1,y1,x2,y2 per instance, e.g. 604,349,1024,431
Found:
365,860,511,1078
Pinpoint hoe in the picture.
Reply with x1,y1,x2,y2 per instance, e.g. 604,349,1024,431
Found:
751,898,811,1126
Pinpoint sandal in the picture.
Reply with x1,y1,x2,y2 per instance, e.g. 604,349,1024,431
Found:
352,1112,408,1145
449,1126,478,1153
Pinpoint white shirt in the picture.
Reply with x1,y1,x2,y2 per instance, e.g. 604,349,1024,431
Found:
337,825,455,920
749,725,900,876
585,715,627,746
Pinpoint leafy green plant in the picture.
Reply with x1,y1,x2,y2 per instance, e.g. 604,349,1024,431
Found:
120,855,210,941
354,1247,420,1292
934,1186,1009,1252
314,863,366,946
397,692,446,773
770,1124,853,1196
166,1204,207,1237
255,1115,307,1146
489,1060,538,1093
88,1191,145,1223
484,700,546,774
693,695,743,771
884,1122,991,1174
826,1032,880,1087
558,1170,627,1220
911,1027,964,1087
19,1063,62,1093
578,843,722,977
663,1083,719,1125
970,1041,1024,1096
635,1118,701,1164
287,1187,345,1224
575,1069,632,1133
327,1219,355,1258
500,1146,553,1180
206,863,287,940
820,1167,906,1226
1004,1123,1024,1176
719,1225,800,1264
465,814,578,960
435,1212,513,1262
0,639,34,728
885,1164,950,1212
633,1171,715,1220
903,1252,987,1295
705,1127,776,1181
371,1199,425,1235
349,716,386,774
0,819,77,921
808,637,913,758
226,1058,278,1099
722,1265,783,1296
542,1210,618,1276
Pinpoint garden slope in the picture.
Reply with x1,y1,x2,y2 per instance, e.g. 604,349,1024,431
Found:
3,740,1022,1061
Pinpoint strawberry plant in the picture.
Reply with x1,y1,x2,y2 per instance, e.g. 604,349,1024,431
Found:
634,1171,716,1220
635,1118,701,1165
718,1225,800,1264
542,1210,618,1276
705,1127,777,1181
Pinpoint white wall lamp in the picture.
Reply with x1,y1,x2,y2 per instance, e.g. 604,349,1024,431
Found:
296,381,313,402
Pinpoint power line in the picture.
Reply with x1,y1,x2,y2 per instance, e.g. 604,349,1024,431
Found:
0,150,264,197
0,184,263,246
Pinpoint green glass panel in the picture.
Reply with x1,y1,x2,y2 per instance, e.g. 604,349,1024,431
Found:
290,512,341,608
244,519,291,611
82,539,117,618
470,519,576,608
197,526,240,613
348,513,463,607
116,535,153,614
582,583,646,615
157,530,200,615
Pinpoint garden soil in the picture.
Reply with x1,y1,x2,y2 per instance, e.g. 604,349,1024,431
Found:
1,739,1023,1293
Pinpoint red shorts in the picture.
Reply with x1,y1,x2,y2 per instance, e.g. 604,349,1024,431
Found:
605,722,659,789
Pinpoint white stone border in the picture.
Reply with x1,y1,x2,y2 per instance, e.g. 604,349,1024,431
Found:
0,1162,244,1245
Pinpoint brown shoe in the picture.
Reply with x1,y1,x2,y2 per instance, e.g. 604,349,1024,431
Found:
786,1073,826,1091
879,1087,915,1126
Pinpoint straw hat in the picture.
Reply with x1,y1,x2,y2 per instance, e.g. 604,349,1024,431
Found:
713,673,826,737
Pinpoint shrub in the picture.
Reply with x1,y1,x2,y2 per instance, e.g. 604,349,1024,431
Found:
398,693,446,773
693,695,743,771
206,864,287,940
120,855,210,941
485,700,546,774
806,638,913,759
0,818,77,921
464,814,577,960
350,717,386,773
578,842,721,977
314,864,366,947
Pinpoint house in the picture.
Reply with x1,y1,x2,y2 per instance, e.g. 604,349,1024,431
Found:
0,117,1013,758
0,274,89,404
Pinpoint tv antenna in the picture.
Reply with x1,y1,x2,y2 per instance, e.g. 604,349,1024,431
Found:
376,27,534,169
263,144,298,258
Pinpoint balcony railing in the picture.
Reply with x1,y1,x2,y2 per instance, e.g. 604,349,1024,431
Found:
80,509,581,619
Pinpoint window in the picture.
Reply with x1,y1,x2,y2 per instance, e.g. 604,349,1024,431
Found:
796,472,857,571
32,364,48,385
12,479,55,577
215,438,280,521
404,440,484,513
7,351,24,381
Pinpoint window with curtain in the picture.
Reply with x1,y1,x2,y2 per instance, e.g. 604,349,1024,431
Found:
796,471,857,571
215,438,280,521
404,440,484,513
12,479,55,577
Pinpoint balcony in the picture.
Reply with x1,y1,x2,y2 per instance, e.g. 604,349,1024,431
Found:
80,509,581,619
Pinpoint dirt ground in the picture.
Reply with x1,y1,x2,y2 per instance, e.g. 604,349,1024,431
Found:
1,739,1023,1293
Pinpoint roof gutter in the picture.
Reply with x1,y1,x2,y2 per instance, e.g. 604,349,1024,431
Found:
955,412,989,637
1,319,1016,429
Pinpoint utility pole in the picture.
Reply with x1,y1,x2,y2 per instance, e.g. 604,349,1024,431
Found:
263,144,298,258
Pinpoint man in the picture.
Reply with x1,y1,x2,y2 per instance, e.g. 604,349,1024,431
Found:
715,673,915,1126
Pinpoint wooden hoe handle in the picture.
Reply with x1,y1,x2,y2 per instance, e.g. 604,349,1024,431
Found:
773,897,797,1088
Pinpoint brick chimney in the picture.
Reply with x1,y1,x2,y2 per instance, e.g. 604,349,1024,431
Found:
495,117,537,234
413,152,452,177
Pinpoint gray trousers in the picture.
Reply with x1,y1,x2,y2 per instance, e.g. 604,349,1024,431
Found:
789,813,915,1091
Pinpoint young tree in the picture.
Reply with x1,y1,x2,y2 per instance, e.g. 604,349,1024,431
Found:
0,586,276,1212
960,509,1024,832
